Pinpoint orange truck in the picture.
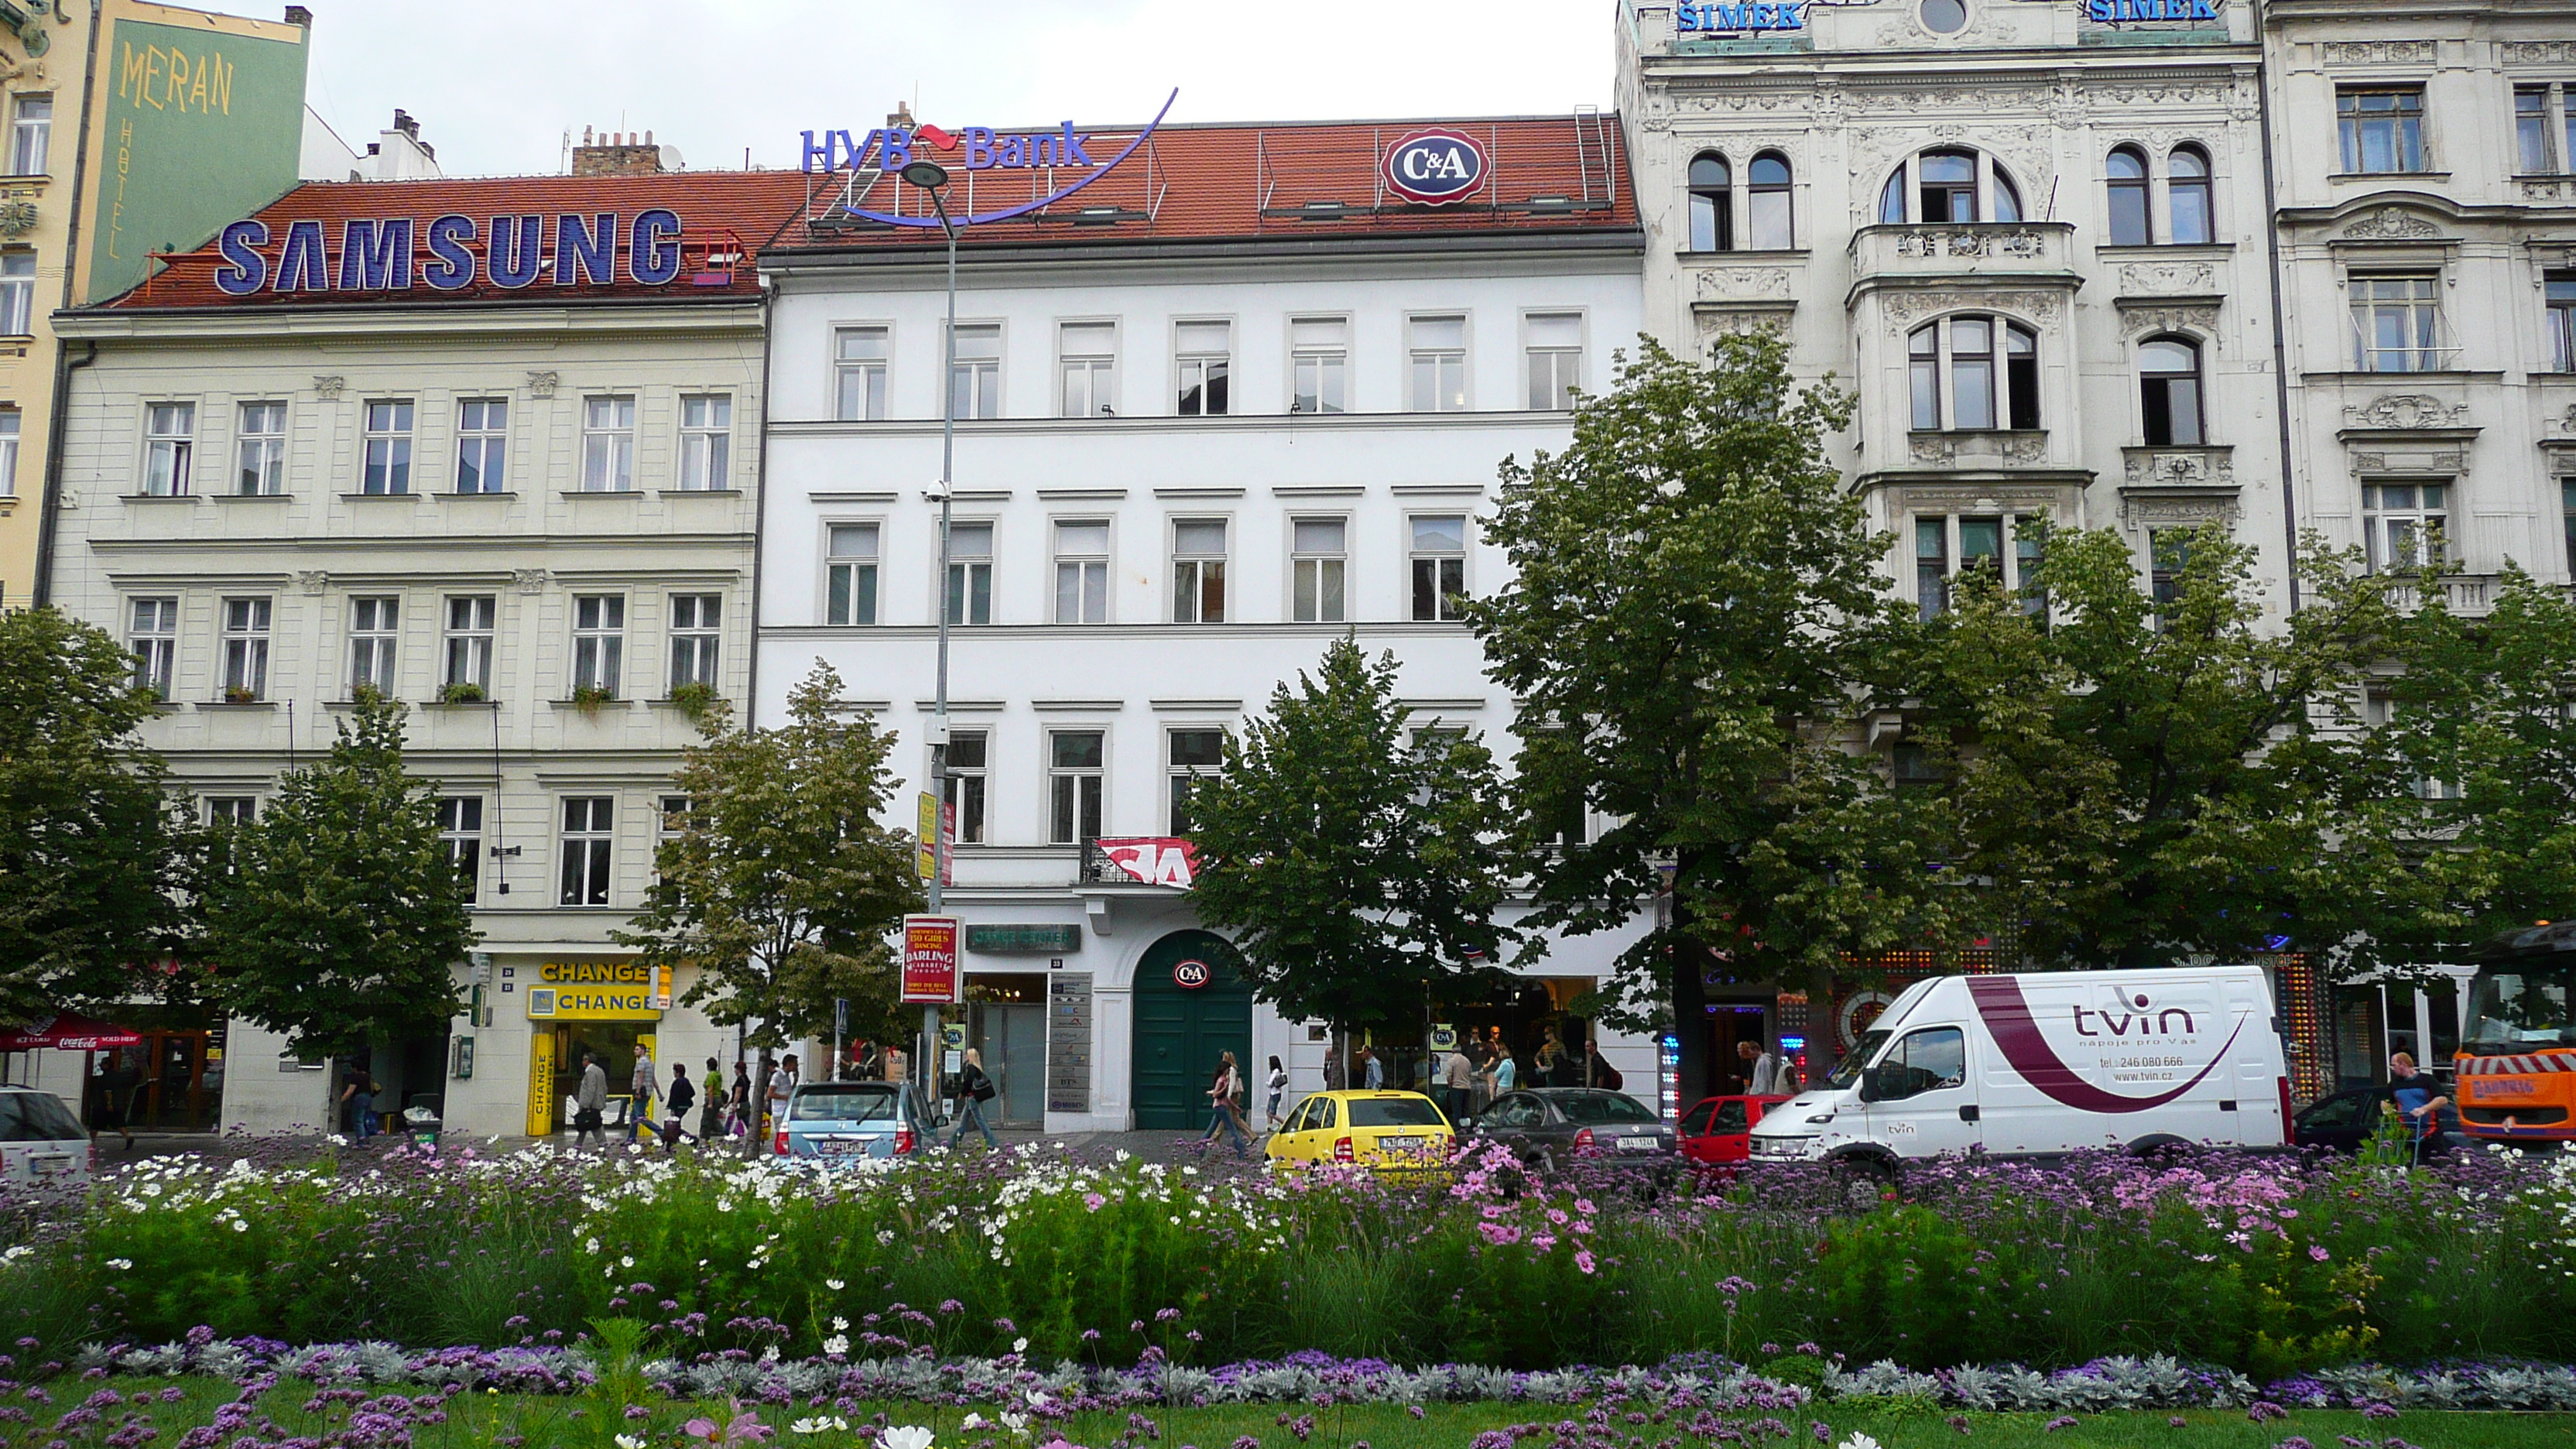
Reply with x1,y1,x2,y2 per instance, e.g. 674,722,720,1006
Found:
2454,923,2576,1145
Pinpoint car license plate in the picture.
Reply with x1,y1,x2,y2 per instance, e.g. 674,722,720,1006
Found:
1617,1136,1660,1152
1381,1136,1424,1151
814,1137,870,1157
29,1154,74,1176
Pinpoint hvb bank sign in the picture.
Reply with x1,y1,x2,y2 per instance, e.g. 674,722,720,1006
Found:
803,90,1178,229
213,211,689,295
1677,1,1809,32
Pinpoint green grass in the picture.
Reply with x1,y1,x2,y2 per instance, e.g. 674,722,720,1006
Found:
54,1379,2576,1449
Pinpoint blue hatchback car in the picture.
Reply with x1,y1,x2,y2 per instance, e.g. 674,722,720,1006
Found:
775,1081,932,1160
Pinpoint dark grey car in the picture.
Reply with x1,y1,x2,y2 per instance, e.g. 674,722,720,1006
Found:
1459,1088,1677,1169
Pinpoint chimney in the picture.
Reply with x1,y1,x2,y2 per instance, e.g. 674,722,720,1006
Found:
572,125,668,176
887,102,914,131
284,5,312,26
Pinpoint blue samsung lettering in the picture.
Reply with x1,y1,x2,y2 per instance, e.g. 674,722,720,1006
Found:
275,219,329,291
488,214,544,289
337,218,413,291
422,214,477,290
554,212,615,286
629,209,682,286
213,219,268,295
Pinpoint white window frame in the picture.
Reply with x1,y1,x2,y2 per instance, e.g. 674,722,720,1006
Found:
824,520,881,625
834,324,892,421
1057,318,1118,419
443,594,497,691
142,401,194,497
437,796,483,903
128,596,178,701
218,596,271,701
8,94,50,176
949,321,1002,420
2362,480,2451,573
1523,310,1585,412
455,397,508,494
1290,514,1348,624
1408,513,1469,622
677,393,731,491
1408,313,1469,413
944,519,995,625
557,796,615,907
0,407,19,497
347,594,400,696
0,252,33,336
1052,516,1111,624
944,727,988,844
1171,516,1229,624
1913,513,2047,621
203,796,258,827
668,592,721,690
360,399,413,495
1166,726,1225,835
1173,317,1231,417
234,401,286,496
579,395,637,492
1289,313,1350,415
2349,273,2451,374
1046,728,1106,845
1878,148,2024,225
1907,314,2040,433
570,594,625,697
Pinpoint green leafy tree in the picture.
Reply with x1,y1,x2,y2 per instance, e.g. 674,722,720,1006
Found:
617,663,921,1052
0,607,188,1023
194,688,477,1052
1467,332,1926,1098
1906,521,2400,969
1185,638,1519,1048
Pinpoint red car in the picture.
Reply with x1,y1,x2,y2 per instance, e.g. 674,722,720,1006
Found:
1678,1094,1795,1167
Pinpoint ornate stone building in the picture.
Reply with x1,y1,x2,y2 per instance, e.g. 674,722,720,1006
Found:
1616,0,2286,623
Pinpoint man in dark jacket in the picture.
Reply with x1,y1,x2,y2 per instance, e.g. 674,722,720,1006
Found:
663,1063,697,1153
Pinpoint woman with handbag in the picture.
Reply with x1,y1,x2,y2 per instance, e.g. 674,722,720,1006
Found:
1201,1050,1249,1157
950,1048,999,1149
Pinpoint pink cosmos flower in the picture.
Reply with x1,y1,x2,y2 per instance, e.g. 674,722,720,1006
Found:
1574,1249,1598,1275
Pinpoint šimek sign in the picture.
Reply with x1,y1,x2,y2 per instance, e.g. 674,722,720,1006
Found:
1382,128,1486,207
2084,0,2222,19
1676,1,1809,31
806,89,1179,230
213,211,687,296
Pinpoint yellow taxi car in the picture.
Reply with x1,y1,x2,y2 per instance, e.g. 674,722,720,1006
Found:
1265,1090,1454,1177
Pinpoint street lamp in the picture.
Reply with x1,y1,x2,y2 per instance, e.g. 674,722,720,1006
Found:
906,159,961,1105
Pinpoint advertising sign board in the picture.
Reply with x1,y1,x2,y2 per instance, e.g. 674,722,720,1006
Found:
901,916,962,1004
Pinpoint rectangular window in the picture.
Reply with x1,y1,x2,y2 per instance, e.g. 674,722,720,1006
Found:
1174,320,1230,416
218,596,270,701
204,796,257,827
1916,517,1950,621
2520,87,2556,174
142,401,193,496
2352,275,2441,372
361,400,413,495
1172,518,1228,623
945,522,994,625
1410,514,1467,622
1410,314,1468,412
348,595,399,695
437,797,482,903
2550,276,2576,372
8,94,50,176
2566,478,2576,577
234,402,286,495
570,594,625,695
2015,513,2047,619
2363,481,2449,572
835,325,889,421
1167,728,1225,834
654,795,691,886
1951,317,1997,430
0,252,33,335
1053,519,1109,624
1291,316,1348,415
128,597,177,701
455,398,507,493
2338,87,2426,173
580,396,636,492
558,796,615,906
826,522,880,625
669,593,720,690
0,407,18,497
677,394,731,490
1917,515,2043,620
951,323,1001,419
2150,527,2191,628
1049,730,1105,844
1524,313,1583,410
1059,320,1115,417
944,728,988,844
443,595,495,690
1291,516,1347,623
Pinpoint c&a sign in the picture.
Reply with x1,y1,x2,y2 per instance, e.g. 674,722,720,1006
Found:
213,210,692,296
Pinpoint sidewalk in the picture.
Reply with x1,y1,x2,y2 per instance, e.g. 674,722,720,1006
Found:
98,1124,1276,1170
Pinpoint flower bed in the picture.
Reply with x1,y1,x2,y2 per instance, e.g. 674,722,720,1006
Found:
5,1139,2574,1375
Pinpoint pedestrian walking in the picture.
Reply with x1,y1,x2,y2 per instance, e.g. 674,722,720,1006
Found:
951,1048,999,1149
1264,1055,1289,1131
628,1046,659,1145
725,1059,751,1139
91,1057,137,1149
574,1053,608,1149
663,1062,697,1153
1201,1051,1249,1156
1493,1048,1517,1097
340,1065,376,1142
701,1056,726,1142
1440,1046,1474,1123
1360,1046,1384,1091
1471,1041,1496,1115
1742,1039,1783,1096
762,1053,800,1147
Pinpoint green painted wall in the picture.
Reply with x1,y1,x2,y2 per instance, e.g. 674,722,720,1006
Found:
85,16,307,302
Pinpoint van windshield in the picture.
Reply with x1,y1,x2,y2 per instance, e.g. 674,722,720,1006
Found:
2465,968,2575,1053
1825,1029,1890,1091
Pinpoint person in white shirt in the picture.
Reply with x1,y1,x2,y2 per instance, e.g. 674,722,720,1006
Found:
1741,1039,1783,1096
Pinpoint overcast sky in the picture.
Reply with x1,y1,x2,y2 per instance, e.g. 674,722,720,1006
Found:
298,1,1616,178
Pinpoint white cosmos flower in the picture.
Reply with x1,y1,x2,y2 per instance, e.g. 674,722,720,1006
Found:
961,1413,988,1430
105,1259,133,1270
822,1334,849,1355
999,1410,1030,1434
1012,1337,1029,1355
1838,1437,1882,1449
826,1277,845,1291
882,1428,936,1449
617,1437,646,1449
790,1417,848,1435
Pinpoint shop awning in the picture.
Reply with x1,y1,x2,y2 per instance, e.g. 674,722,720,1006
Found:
0,1013,144,1051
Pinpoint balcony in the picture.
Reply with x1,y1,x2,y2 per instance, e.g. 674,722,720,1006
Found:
2121,445,2236,489
1848,222,2081,295
2387,573,2499,618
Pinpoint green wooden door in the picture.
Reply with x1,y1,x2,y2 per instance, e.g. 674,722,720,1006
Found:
1130,930,1252,1129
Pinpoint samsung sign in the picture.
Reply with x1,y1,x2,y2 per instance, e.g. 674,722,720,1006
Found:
1677,1,1808,31
212,211,688,296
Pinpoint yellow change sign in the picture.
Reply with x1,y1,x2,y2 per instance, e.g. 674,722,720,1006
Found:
525,962,668,1020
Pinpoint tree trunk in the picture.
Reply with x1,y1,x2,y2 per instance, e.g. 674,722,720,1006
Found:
1807,957,1840,1085
1671,937,1711,1107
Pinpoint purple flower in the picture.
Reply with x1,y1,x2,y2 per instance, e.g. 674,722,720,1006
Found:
2044,1417,2078,1432
2248,1401,2290,1423
2361,1404,2397,1421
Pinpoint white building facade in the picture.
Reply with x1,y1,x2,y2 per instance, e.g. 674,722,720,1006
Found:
44,170,806,1139
757,117,1654,1132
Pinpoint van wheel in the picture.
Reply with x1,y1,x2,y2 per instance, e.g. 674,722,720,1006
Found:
2128,1135,2191,1161
1831,1155,1896,1210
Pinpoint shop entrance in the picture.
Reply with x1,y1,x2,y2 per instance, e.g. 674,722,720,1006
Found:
534,1019,659,1134
1430,978,1595,1092
964,975,1047,1128
1129,931,1252,1130
1706,1002,1773,1098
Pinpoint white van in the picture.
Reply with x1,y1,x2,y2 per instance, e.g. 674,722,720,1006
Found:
1749,967,2290,1168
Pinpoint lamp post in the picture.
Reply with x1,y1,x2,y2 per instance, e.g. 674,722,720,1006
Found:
904,159,961,1108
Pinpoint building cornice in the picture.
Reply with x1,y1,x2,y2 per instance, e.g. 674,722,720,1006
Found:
761,229,1646,284
768,409,1573,440
50,302,763,344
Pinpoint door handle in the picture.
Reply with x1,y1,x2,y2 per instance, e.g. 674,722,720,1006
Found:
1958,1105,1979,1122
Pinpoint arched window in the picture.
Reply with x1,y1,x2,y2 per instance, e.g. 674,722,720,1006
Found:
1879,147,2026,224
1748,151,1793,248
1688,152,1732,253
2168,145,2214,245
2107,146,2150,246
1910,316,2041,432
2139,337,2204,446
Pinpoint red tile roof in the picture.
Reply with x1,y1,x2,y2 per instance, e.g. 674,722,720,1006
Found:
105,170,814,310
778,114,1636,255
